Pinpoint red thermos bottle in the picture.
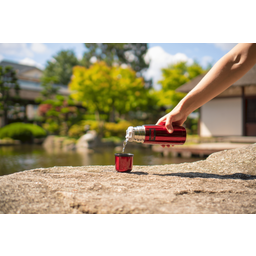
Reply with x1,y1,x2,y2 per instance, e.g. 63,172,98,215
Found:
125,123,186,145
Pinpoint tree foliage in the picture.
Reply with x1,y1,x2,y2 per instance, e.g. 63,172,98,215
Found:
0,66,20,126
156,61,207,110
81,43,149,76
42,50,79,86
69,61,151,122
38,95,79,135
37,50,80,103
36,50,82,134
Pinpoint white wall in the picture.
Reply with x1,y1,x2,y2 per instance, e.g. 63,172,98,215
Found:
26,104,39,120
200,98,242,137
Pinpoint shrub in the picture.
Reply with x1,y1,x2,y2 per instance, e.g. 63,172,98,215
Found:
27,123,47,138
103,120,132,138
42,122,60,135
63,138,77,145
68,120,132,139
0,123,47,143
83,114,108,121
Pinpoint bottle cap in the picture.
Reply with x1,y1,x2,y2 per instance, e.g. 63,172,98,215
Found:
125,126,134,142
125,126,145,143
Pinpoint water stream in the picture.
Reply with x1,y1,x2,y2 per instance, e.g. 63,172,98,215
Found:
122,139,128,153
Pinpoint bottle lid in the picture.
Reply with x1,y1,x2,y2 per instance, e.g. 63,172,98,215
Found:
125,126,134,142
125,126,145,143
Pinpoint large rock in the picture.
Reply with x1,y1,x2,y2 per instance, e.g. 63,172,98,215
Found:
76,130,101,151
42,135,55,149
0,144,256,214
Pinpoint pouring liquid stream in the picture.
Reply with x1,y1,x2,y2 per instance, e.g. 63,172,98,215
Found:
122,139,128,153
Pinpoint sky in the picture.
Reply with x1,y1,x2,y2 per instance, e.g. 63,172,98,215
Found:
0,43,237,89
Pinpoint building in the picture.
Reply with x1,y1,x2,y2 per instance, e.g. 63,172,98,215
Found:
176,64,256,137
0,60,70,127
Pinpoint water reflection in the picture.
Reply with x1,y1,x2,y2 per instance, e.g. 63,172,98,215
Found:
0,145,205,176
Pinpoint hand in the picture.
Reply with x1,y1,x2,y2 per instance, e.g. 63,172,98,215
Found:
156,107,188,148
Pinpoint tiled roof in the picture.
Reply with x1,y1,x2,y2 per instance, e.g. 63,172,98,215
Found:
0,60,42,74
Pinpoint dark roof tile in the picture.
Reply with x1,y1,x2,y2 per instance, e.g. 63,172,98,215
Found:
0,60,42,74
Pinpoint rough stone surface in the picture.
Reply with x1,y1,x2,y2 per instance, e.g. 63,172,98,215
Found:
0,143,256,214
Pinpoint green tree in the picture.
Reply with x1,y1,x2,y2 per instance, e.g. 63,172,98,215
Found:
156,61,207,110
69,61,149,123
42,49,79,85
81,43,149,76
110,64,152,121
37,50,84,135
0,66,20,127
37,50,80,102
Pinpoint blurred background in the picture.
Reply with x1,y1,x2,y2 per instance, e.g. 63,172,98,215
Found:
1,43,255,176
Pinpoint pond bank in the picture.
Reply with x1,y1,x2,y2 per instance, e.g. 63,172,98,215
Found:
0,143,255,214
152,142,252,157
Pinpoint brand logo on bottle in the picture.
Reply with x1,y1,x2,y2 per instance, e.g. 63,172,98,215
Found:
149,128,156,141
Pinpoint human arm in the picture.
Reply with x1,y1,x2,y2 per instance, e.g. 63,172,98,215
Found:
156,43,256,133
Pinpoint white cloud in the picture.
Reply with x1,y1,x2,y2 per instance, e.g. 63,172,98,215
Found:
144,46,193,90
50,57,56,63
214,43,237,51
121,63,128,69
124,51,137,62
19,58,44,69
30,43,47,53
77,52,83,60
0,43,33,57
200,55,213,68
90,56,97,63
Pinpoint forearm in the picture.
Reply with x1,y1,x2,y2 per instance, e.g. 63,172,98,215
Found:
177,43,256,115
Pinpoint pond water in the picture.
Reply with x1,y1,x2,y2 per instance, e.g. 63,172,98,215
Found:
0,145,205,176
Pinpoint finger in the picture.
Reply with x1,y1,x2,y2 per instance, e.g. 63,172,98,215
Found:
165,115,173,133
158,120,166,126
156,117,166,125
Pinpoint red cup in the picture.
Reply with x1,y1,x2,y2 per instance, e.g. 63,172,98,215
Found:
115,153,133,172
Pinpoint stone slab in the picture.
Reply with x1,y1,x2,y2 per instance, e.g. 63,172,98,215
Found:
0,144,256,214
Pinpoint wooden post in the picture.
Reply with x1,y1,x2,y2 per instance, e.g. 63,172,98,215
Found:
198,107,201,138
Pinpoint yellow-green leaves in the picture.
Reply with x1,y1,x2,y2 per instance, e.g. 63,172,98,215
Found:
156,61,206,110
69,61,148,121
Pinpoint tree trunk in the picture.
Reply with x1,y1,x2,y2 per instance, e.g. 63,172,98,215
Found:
3,109,8,126
95,110,100,122
109,106,116,123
